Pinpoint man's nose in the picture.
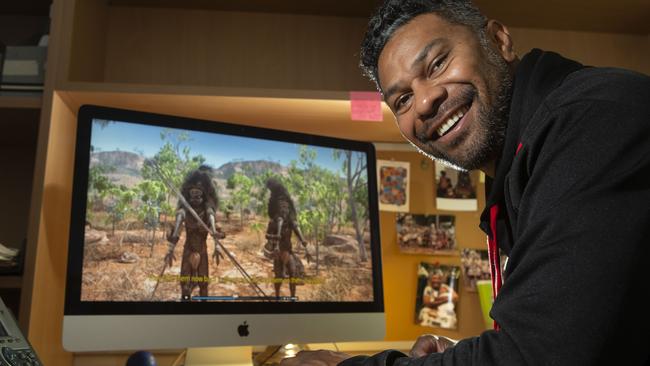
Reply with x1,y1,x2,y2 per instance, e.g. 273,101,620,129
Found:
413,81,447,120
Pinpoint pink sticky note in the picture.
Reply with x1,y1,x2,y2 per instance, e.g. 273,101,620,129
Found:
350,91,383,121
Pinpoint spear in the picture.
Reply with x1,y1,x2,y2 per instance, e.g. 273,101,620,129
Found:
148,161,270,299
149,259,169,300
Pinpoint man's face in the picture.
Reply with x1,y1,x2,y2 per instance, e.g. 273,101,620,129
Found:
430,274,442,288
189,187,204,207
377,13,513,171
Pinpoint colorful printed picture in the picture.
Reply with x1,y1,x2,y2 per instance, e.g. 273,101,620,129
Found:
460,248,509,292
435,163,478,211
415,262,461,330
460,249,491,292
396,214,456,255
377,159,410,212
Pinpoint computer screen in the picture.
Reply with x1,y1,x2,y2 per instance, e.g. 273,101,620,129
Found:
63,105,384,353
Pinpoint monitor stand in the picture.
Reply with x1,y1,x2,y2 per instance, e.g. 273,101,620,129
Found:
184,344,307,365
185,346,253,366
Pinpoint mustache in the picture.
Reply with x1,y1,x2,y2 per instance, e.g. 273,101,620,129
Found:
415,87,477,142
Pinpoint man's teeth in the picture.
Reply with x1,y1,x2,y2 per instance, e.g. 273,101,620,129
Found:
437,106,469,137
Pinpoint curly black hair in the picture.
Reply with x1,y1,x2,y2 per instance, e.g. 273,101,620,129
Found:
265,177,297,222
180,164,218,211
360,0,487,92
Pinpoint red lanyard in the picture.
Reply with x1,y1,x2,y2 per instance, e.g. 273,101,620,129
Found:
488,203,503,331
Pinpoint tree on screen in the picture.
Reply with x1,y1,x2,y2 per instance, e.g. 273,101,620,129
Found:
107,185,136,242
136,179,169,255
287,146,338,245
141,130,205,233
88,163,116,215
227,172,254,228
334,150,368,262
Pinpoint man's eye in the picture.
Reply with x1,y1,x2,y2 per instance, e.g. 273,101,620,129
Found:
394,93,412,111
428,55,448,76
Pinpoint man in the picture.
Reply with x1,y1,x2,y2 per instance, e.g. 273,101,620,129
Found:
165,165,225,301
436,170,453,197
264,177,313,298
453,171,475,198
282,0,650,365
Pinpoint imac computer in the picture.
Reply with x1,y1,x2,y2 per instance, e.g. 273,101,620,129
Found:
63,105,385,364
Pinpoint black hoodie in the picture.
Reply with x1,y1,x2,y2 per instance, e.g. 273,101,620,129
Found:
340,50,650,366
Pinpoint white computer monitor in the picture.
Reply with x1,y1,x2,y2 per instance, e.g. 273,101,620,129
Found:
63,105,385,364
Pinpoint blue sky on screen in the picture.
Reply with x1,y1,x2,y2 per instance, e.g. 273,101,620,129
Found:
90,119,363,176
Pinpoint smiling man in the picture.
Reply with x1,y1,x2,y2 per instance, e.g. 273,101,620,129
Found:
280,0,650,365
376,11,513,175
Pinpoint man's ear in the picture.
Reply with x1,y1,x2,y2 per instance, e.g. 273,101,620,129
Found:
486,20,516,62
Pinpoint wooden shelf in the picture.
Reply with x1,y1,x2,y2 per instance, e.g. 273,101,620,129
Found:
58,81,355,99
0,276,22,289
106,0,650,34
0,94,43,109
108,0,380,18
55,83,403,142
0,0,51,16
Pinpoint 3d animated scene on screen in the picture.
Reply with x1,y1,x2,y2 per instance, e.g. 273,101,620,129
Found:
82,119,374,303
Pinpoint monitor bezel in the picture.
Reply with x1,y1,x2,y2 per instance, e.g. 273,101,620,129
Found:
64,104,383,316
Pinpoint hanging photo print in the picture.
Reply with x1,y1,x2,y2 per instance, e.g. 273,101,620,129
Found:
435,163,478,211
460,248,509,292
459,248,491,292
415,262,461,330
377,159,410,212
396,214,456,255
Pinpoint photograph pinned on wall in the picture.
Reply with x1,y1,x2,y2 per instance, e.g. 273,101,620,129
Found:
460,248,509,292
460,249,491,292
396,214,456,255
435,163,478,211
377,159,410,212
415,262,461,330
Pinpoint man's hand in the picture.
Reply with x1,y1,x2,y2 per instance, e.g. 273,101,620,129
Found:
212,247,224,265
409,334,457,358
164,251,176,268
280,350,350,366
167,233,180,245
165,233,178,267
214,228,226,239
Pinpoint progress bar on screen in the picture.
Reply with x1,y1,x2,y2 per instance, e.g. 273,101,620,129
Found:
191,296,299,301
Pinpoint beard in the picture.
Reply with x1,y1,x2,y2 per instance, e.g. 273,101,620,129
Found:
414,44,513,171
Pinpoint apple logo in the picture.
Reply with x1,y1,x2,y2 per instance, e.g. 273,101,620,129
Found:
237,321,250,337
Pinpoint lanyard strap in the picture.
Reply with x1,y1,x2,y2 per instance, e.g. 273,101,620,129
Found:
488,203,503,331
